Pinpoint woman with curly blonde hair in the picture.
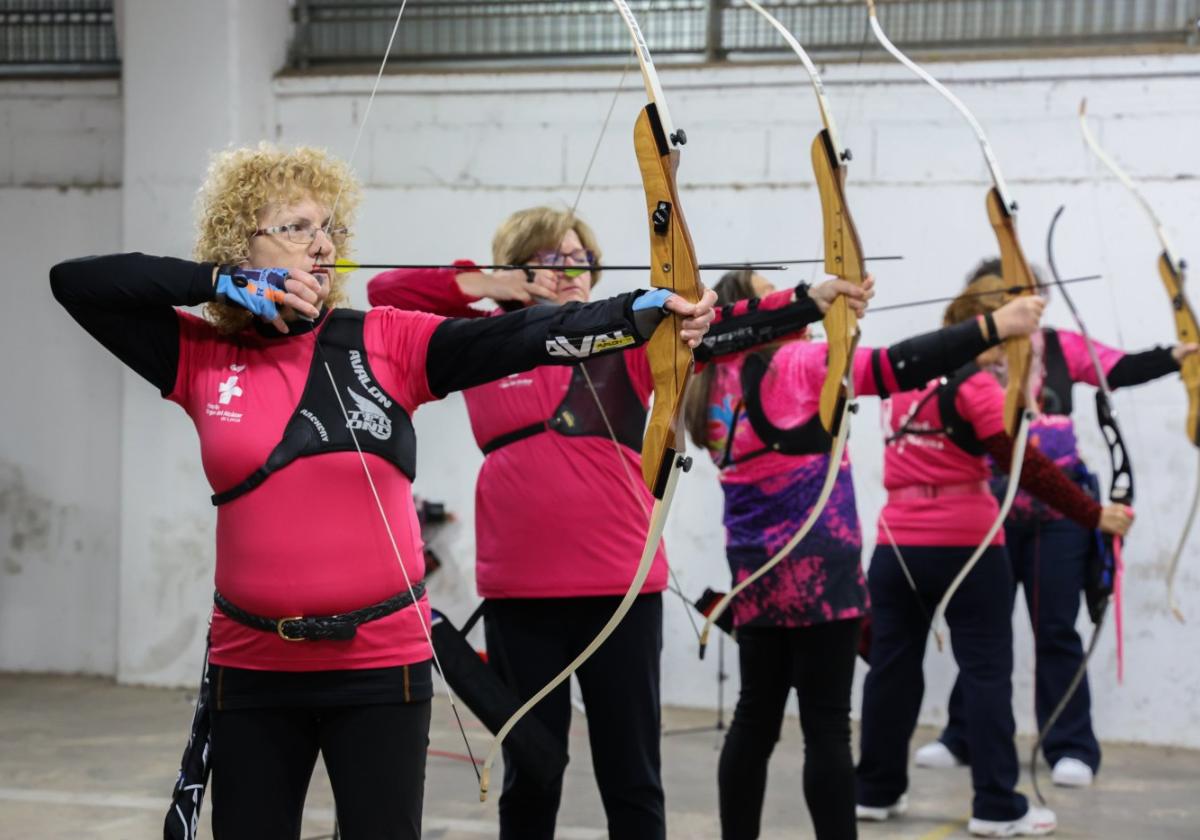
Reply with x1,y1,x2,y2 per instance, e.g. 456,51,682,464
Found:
50,144,716,840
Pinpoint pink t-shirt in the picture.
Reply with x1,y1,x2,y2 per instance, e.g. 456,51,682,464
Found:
708,342,897,484
366,264,668,599
169,308,443,671
1007,328,1125,522
466,353,668,598
878,369,1008,547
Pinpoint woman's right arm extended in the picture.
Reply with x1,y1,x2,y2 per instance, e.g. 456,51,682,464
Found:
50,253,216,394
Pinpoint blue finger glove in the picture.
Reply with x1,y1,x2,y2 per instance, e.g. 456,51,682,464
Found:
215,266,289,320
632,288,673,312
631,288,675,340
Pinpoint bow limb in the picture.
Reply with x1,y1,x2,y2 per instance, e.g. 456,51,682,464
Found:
1080,99,1200,620
1027,207,1134,802
694,3,865,649
869,0,1040,634
750,0,866,433
478,0,702,801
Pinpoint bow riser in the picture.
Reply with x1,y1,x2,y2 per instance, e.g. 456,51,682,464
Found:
812,128,866,434
635,103,703,493
1158,256,1200,446
985,188,1037,436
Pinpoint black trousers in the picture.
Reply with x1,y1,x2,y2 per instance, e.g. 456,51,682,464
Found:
940,517,1102,772
210,700,430,840
484,594,665,840
718,619,862,840
857,544,1028,822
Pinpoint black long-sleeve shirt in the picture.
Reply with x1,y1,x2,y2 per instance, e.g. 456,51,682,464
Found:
49,253,667,398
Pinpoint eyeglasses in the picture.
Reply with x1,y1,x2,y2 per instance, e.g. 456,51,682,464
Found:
254,221,349,247
531,248,596,270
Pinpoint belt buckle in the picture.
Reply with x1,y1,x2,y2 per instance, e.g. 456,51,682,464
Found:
277,616,306,641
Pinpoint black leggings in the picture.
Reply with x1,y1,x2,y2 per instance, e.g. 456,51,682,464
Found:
484,594,665,840
718,618,862,840
209,700,431,840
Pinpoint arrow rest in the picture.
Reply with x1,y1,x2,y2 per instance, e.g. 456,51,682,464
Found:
670,128,687,145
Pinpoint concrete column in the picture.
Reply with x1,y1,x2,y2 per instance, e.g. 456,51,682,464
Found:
117,0,289,685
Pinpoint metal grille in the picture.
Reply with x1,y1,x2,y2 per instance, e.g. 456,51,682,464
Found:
291,0,709,67
0,0,118,74
290,0,1200,68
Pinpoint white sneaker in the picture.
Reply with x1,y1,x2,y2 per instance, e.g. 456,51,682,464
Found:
1051,757,1094,788
914,740,966,768
968,805,1057,837
856,793,908,822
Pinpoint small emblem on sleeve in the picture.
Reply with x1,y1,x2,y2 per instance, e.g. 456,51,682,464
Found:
546,331,635,358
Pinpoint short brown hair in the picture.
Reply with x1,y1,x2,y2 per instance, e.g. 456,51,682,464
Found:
491,206,603,286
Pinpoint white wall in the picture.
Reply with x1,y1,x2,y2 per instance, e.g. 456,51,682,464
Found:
3,1,1198,746
0,79,122,675
115,0,291,685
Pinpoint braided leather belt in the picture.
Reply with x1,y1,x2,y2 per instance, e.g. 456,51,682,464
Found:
214,581,426,642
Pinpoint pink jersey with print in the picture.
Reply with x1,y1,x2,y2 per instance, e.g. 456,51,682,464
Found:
705,343,896,627
1005,329,1124,522
169,308,443,671
879,369,1007,547
466,353,667,598
366,265,667,599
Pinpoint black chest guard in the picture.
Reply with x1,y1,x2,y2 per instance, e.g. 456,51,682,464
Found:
720,351,834,467
211,310,417,506
1039,328,1073,416
480,352,646,455
887,363,986,457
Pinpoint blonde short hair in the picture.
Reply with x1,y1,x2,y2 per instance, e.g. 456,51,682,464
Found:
194,144,360,334
491,206,603,286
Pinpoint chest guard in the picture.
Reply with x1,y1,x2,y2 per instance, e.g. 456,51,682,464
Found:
720,351,834,467
480,353,645,455
1039,328,1073,416
211,310,416,506
886,363,986,457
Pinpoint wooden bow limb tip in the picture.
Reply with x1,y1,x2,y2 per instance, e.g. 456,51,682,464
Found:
478,0,703,802
1080,98,1200,621
868,0,1039,635
695,1,868,643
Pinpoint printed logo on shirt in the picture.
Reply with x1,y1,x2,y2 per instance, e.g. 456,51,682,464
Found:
217,375,243,405
883,395,944,455
346,388,392,441
205,369,246,423
348,350,393,409
301,409,330,442
499,373,534,389
545,330,635,358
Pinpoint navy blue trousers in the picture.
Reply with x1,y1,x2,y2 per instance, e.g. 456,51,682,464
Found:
939,517,1102,772
857,544,1028,822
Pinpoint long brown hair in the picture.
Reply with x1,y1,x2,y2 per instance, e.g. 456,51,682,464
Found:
683,270,760,450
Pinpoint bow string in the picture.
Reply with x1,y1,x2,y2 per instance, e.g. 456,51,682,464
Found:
867,0,1038,648
477,0,704,801
1079,98,1200,623
695,0,863,656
